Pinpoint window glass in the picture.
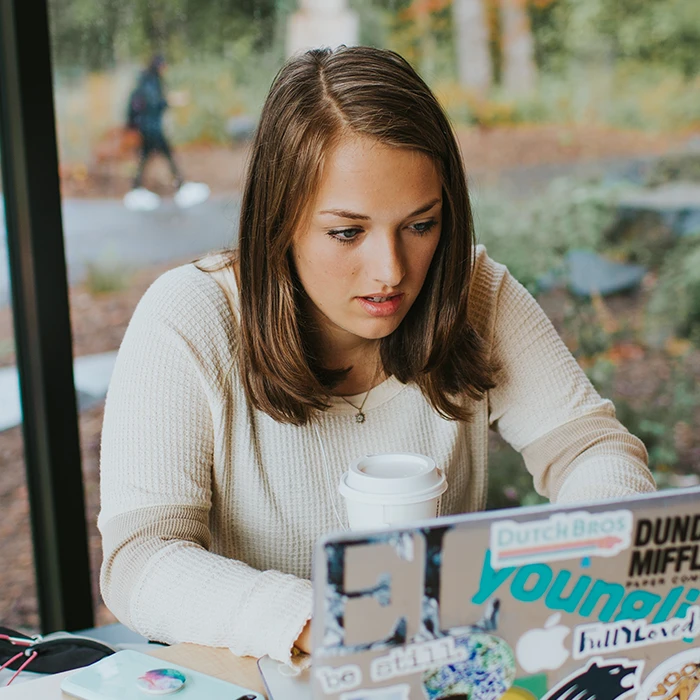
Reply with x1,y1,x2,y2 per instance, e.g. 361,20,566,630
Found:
47,1,700,531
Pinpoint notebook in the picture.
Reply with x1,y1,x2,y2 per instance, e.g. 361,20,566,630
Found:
259,486,700,700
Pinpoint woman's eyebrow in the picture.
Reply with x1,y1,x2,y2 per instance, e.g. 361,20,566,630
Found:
318,197,442,221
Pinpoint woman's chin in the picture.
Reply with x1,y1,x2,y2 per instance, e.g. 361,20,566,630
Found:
352,316,405,341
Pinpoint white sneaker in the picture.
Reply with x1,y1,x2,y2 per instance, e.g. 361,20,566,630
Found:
123,187,161,211
174,181,211,209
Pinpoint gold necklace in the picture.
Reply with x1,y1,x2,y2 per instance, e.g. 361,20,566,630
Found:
339,365,382,424
340,390,372,424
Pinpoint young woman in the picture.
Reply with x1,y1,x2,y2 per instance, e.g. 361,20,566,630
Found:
98,46,654,665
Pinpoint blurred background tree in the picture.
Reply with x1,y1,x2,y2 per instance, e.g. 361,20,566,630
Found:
48,0,286,69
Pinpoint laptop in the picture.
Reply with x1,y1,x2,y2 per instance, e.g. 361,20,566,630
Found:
259,486,700,700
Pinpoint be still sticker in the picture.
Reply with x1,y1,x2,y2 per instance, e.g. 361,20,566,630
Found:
490,510,633,568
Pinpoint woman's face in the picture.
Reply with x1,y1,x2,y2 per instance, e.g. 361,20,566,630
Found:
291,135,443,360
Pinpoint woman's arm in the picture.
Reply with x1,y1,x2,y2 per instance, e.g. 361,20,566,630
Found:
98,268,312,662
485,259,656,503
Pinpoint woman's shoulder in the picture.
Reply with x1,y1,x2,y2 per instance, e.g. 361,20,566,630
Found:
468,244,510,341
132,257,238,340
470,244,508,295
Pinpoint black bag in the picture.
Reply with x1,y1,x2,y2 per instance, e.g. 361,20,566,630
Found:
0,626,116,675
126,87,146,129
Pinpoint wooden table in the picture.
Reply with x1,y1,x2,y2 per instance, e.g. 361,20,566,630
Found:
0,644,267,698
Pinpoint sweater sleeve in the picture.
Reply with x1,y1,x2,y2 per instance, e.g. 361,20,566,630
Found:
98,267,312,662
482,254,656,503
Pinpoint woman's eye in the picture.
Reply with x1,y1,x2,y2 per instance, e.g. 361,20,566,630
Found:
411,219,438,235
328,229,361,243
327,220,437,244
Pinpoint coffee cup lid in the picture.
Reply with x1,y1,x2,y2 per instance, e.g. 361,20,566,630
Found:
339,453,447,505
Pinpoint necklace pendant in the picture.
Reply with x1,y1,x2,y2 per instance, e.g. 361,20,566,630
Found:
355,412,366,424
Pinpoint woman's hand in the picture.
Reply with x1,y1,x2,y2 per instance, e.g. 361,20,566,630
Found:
294,619,312,654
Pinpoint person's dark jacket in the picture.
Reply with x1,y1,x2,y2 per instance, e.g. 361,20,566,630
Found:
127,71,168,135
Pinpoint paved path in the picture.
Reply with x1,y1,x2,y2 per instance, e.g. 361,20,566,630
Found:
0,350,118,431
0,195,241,307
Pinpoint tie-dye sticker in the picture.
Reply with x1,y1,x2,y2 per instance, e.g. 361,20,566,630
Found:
421,632,516,700
135,667,187,695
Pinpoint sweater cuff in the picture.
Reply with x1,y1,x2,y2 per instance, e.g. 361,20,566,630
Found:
227,570,313,663
520,410,653,501
556,454,656,504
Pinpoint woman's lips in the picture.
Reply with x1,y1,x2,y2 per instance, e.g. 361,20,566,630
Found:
356,293,405,317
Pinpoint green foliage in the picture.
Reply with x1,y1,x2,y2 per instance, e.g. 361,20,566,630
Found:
83,254,132,295
166,48,281,144
647,154,700,187
48,0,283,69
349,0,393,50
563,301,614,358
366,0,456,83
524,0,700,130
594,0,700,80
0,338,15,366
486,435,547,510
494,64,700,132
529,0,700,79
646,238,700,348
598,361,700,479
486,436,548,510
472,178,623,293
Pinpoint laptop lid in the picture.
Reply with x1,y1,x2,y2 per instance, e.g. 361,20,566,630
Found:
311,486,700,700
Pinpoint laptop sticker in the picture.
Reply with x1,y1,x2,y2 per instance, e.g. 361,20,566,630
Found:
503,685,540,700
636,648,700,700
472,550,699,625
510,674,549,700
420,631,516,700
515,613,571,673
315,663,363,695
321,529,444,654
627,515,700,590
573,605,700,659
369,636,468,683
490,510,633,569
541,657,643,700
339,684,410,700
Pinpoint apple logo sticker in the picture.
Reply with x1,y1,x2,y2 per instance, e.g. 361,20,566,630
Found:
516,613,571,673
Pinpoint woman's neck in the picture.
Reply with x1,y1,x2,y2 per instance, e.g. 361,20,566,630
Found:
332,368,386,397
321,341,386,396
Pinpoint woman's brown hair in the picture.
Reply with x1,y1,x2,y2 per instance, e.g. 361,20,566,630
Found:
222,45,496,425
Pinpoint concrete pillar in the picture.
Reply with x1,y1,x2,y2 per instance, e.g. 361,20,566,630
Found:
286,0,360,58
500,0,537,96
453,0,493,94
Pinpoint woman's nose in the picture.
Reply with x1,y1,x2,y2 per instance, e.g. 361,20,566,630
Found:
369,231,406,288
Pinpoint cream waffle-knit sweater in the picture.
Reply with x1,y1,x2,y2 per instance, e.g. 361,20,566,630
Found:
98,245,654,663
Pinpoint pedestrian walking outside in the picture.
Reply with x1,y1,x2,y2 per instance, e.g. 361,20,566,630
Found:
124,54,209,211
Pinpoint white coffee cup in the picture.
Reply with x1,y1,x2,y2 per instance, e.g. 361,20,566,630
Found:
338,453,448,530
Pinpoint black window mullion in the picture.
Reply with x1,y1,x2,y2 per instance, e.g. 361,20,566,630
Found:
0,0,94,632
